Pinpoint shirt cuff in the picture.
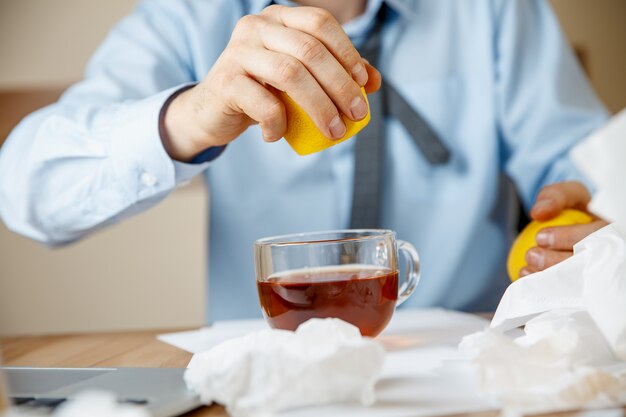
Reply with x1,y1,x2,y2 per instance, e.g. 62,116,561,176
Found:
108,85,192,203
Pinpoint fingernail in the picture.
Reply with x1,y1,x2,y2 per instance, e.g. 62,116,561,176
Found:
350,96,368,120
536,231,554,247
329,115,346,139
351,62,368,86
526,249,544,269
534,200,553,212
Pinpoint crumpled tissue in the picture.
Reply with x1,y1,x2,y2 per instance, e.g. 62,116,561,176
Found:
460,224,626,411
184,318,385,417
1,391,150,417
460,310,626,410
570,108,626,227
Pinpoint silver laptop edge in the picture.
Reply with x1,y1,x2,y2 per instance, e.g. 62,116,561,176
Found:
1,366,201,417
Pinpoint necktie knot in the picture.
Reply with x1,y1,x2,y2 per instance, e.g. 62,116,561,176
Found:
350,5,450,229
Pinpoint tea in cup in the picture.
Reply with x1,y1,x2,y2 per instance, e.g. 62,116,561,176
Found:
254,230,420,337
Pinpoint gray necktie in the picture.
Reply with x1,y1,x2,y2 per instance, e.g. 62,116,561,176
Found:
349,7,450,229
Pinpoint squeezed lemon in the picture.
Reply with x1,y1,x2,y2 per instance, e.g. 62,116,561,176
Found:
280,87,370,156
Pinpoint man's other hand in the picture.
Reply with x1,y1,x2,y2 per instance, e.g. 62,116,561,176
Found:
520,181,608,277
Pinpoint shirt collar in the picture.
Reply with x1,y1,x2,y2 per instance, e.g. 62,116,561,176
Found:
247,0,417,34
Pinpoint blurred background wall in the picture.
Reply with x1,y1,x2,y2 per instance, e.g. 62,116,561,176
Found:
0,0,625,336
0,0,207,336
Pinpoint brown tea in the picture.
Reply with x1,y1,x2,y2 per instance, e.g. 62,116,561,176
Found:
257,265,398,337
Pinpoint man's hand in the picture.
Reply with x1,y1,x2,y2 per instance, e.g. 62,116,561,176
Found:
520,181,607,277
162,5,382,162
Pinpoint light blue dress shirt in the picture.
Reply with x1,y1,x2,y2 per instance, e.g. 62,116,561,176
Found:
0,0,608,321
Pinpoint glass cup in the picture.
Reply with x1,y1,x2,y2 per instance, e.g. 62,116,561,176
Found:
254,229,420,337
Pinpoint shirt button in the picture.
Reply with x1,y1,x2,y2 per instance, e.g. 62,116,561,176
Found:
141,172,158,187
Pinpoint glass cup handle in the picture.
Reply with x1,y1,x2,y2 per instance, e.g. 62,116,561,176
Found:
396,239,421,306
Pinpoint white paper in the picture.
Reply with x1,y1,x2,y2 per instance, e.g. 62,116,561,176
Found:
490,253,587,332
158,309,487,356
159,309,496,417
571,108,626,225
158,319,268,354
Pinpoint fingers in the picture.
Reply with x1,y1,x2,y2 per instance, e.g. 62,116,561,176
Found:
258,22,368,121
517,207,606,279
236,46,346,139
525,247,572,271
262,5,367,86
518,189,606,279
535,220,608,250
530,181,591,221
519,265,539,278
518,246,576,278
211,6,377,146
224,75,287,141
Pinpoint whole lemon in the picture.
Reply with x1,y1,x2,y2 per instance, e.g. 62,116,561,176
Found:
279,87,370,156
506,208,593,281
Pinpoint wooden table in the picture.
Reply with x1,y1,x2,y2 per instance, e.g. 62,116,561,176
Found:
2,330,624,417
1,329,223,416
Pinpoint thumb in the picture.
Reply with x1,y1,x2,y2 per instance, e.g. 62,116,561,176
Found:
362,59,382,94
530,181,591,221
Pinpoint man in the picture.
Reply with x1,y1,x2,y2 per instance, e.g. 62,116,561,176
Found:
0,0,608,321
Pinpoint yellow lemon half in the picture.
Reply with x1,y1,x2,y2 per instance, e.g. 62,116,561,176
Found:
280,87,371,156
506,208,593,282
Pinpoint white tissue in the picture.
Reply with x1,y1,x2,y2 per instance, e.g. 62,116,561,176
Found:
492,224,626,360
461,224,626,411
581,230,626,361
460,311,626,411
571,108,626,226
184,318,385,417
